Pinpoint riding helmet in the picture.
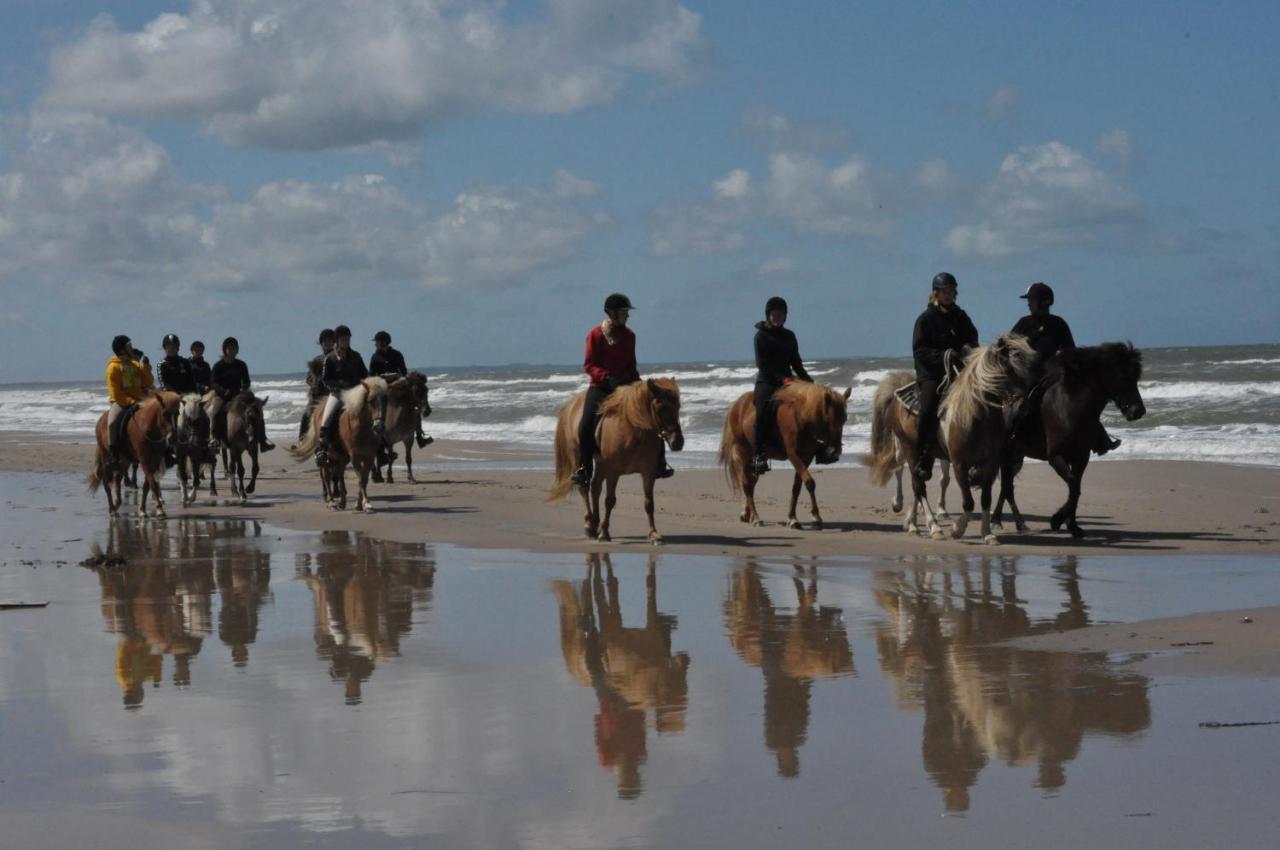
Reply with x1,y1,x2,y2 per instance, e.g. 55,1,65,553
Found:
765,296,788,317
1019,282,1054,305
190,340,205,353
222,336,239,352
334,325,353,339
603,293,634,313
318,328,336,345
111,334,131,355
932,272,958,291
373,330,391,344
162,333,180,348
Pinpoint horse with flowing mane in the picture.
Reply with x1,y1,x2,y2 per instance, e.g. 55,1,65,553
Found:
994,342,1145,538
218,391,269,503
719,381,851,529
550,378,684,543
866,334,1037,543
293,377,389,512
89,391,180,517
372,372,431,484
173,391,216,507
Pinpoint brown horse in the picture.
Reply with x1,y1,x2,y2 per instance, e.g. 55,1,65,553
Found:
219,392,269,503
864,375,959,533
719,381,852,529
293,377,389,512
89,392,181,517
550,378,684,543
866,335,1036,543
372,372,431,484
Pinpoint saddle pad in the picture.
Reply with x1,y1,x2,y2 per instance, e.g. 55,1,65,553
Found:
893,382,920,416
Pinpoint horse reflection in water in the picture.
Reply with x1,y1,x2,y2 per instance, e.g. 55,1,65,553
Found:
552,553,691,800
299,532,436,705
874,556,1151,811
723,559,854,777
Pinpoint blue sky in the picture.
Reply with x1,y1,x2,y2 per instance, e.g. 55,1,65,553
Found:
1,0,1277,382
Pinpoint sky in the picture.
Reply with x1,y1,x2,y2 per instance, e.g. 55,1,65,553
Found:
1,0,1277,382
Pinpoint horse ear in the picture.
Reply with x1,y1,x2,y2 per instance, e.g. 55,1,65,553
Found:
259,394,270,405
843,386,852,400
646,377,659,394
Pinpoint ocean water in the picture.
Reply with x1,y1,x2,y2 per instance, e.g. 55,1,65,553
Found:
2,344,1279,467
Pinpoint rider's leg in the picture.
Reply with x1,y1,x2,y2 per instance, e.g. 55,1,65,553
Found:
208,395,225,447
914,379,941,481
256,402,275,452
106,403,125,462
1092,421,1121,455
415,409,432,448
571,386,609,487
317,394,342,460
752,381,775,474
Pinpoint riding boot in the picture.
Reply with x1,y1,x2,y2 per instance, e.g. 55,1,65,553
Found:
913,449,934,482
751,452,770,476
655,446,674,479
570,461,593,489
416,424,433,449
815,441,840,465
1093,424,1121,455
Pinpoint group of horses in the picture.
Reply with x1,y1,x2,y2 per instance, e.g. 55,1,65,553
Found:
89,372,431,517
549,335,1146,545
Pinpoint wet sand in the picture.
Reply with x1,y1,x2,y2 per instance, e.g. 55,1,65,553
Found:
2,436,1277,557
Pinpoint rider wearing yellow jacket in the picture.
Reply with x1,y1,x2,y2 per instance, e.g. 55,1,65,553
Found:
105,334,154,457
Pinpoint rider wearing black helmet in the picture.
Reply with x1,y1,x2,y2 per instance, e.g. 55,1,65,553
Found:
370,330,431,449
317,325,370,463
210,336,274,453
912,272,979,480
1011,282,1120,454
750,296,814,475
189,340,212,394
300,329,336,441
158,333,197,394
569,293,673,488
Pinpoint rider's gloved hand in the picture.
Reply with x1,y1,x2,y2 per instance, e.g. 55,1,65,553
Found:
603,375,619,391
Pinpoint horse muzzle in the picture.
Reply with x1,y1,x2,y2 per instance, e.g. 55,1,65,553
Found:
665,430,685,452
1121,400,1146,421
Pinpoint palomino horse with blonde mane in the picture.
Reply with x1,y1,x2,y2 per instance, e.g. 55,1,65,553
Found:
550,378,684,543
293,377,389,512
719,381,851,529
173,391,216,507
866,334,1037,543
89,391,181,517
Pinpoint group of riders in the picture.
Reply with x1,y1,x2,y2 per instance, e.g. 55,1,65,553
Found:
104,270,1115,487
103,327,430,469
565,272,1119,490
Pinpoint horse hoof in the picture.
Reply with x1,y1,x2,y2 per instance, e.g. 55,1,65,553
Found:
950,528,965,540
1069,524,1085,539
811,520,823,531
751,519,765,528
983,534,1000,546
362,506,375,514
787,520,803,530
1050,513,1065,532
739,512,750,523
648,533,663,546
1016,522,1028,534
597,532,611,543
246,482,256,494
929,529,947,540
936,510,950,520
890,500,903,514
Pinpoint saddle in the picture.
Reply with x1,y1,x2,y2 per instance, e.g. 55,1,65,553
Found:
895,350,966,416
109,403,140,462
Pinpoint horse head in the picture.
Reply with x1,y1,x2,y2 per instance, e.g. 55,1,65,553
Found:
176,393,209,445
820,387,852,461
646,378,684,452
407,371,431,418
1098,342,1146,421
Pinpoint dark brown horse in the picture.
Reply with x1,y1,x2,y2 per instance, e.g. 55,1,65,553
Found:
550,378,684,543
994,342,1145,538
867,335,1036,543
372,372,431,484
293,377,389,512
89,392,180,517
221,392,269,503
719,381,851,529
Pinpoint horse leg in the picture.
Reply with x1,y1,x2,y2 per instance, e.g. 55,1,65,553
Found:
805,464,823,530
246,446,259,495
892,464,905,513
950,466,975,540
1057,452,1088,538
597,475,618,543
138,470,150,518
1047,453,1077,533
357,460,374,513
937,460,951,519
980,478,998,545
236,453,247,504
404,441,415,484
911,469,945,539
643,474,662,544
149,466,167,518
785,454,813,529
586,472,603,538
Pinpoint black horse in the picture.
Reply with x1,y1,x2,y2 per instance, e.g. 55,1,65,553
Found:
994,342,1145,538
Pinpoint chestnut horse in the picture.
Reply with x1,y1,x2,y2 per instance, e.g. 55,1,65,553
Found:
293,377,389,512
89,392,180,517
549,378,684,543
718,381,851,529
373,372,431,484
866,335,1036,543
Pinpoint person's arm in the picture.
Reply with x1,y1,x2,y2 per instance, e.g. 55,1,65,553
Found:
240,361,252,391
393,350,407,376
789,333,813,382
107,362,125,404
139,361,155,393
624,333,640,383
912,315,944,372
1058,318,1076,350
754,331,768,373
583,330,609,385
354,353,369,380
322,357,339,390
961,312,979,348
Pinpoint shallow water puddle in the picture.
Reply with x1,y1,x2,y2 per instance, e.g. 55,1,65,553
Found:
2,472,1279,849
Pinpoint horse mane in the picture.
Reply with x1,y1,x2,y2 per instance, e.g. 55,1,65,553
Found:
1047,341,1143,386
342,376,389,416
386,371,427,403
599,378,679,430
941,334,1036,432
774,380,838,423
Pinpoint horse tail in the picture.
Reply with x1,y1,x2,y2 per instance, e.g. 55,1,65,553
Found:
87,463,102,494
291,410,320,460
865,373,909,486
718,400,745,494
547,396,580,501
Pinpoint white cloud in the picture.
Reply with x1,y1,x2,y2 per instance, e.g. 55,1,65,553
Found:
43,0,704,152
713,168,751,200
945,141,1140,259
0,110,604,295
986,84,1020,121
1096,128,1133,165
742,108,849,153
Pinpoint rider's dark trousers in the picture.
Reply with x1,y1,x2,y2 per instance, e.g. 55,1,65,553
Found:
577,385,611,469
753,381,778,455
916,378,941,463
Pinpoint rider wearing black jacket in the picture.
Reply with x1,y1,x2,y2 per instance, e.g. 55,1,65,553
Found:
300,329,335,441
158,333,197,394
370,330,431,449
189,341,212,394
316,325,369,461
751,296,812,474
912,273,979,480
210,337,274,453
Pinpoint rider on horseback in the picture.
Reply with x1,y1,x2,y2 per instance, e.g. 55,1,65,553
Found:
1011,282,1121,454
158,333,196,394
371,330,432,449
316,325,370,464
751,296,814,475
189,340,212,394
300,328,335,441
912,272,979,481
210,336,275,453
569,294,674,488
105,334,154,463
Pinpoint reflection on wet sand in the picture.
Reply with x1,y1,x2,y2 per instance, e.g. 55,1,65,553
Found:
553,553,690,800
299,532,436,705
723,559,854,777
874,556,1151,811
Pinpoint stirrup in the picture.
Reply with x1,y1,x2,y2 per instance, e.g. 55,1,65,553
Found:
914,459,933,481
656,464,675,480
372,418,385,435
416,434,434,449
751,454,770,475
259,439,275,453
569,466,592,488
